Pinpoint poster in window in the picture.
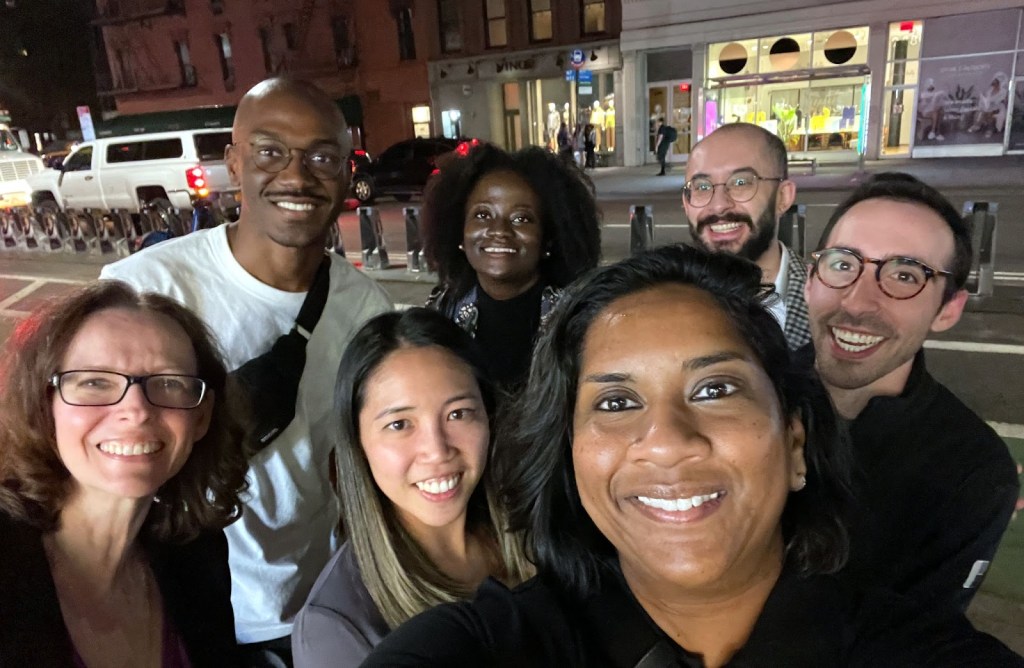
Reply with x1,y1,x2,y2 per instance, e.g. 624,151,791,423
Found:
916,54,1013,147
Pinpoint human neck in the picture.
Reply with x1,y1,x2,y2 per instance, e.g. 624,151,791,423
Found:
823,358,915,420
477,274,540,302
405,515,492,588
227,221,324,292
43,489,152,592
755,240,783,285
623,540,784,668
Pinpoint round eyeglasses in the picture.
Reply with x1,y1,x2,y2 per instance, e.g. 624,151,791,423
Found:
243,139,345,179
810,247,952,300
50,370,208,410
683,171,783,208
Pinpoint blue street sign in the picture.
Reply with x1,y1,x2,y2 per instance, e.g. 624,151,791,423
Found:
565,70,576,81
569,49,585,67
578,69,593,84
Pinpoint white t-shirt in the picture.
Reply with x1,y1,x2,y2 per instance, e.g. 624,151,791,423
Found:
101,225,394,642
768,241,790,332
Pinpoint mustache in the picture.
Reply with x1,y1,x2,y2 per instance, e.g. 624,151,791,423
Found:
826,311,895,339
696,212,753,233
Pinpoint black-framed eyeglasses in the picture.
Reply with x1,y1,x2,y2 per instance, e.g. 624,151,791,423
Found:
50,370,208,410
238,139,345,179
683,171,784,207
810,247,952,300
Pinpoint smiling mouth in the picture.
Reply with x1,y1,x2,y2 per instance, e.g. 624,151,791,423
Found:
414,473,462,495
706,221,745,234
274,201,318,212
831,327,886,353
636,491,725,512
98,440,163,456
482,246,518,254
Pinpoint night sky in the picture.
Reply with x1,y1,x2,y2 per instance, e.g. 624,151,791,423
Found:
0,0,98,135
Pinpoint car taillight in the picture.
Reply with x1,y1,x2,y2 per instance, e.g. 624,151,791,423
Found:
186,165,210,198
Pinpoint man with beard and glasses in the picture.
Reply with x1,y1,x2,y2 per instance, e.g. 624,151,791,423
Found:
102,77,393,664
804,172,1019,613
681,123,810,349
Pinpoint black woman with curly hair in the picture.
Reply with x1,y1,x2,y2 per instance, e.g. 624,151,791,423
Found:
422,142,601,390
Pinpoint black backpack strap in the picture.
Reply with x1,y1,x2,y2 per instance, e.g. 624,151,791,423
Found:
293,254,332,337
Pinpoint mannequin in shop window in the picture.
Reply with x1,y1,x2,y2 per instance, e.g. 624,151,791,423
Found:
589,101,604,151
604,98,615,151
546,103,561,151
420,142,601,392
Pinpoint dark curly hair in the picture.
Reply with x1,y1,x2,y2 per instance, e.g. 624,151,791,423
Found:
0,280,247,544
421,142,601,310
496,244,853,597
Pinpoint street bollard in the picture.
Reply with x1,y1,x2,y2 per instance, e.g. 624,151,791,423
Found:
778,204,807,259
358,206,390,270
328,215,345,256
963,201,998,298
404,207,425,272
629,205,654,254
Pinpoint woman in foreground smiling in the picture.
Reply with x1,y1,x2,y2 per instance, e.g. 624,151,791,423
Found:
292,308,531,666
363,245,1023,667
0,281,247,666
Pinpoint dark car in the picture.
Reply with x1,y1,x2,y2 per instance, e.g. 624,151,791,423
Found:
350,137,460,204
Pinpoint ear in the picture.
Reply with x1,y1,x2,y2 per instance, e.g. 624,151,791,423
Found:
192,389,215,443
930,288,967,333
225,144,242,188
786,412,808,492
775,179,797,218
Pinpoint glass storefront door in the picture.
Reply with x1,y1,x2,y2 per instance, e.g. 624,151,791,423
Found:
647,80,693,163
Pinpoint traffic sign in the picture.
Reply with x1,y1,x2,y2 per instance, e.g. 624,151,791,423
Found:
569,49,585,68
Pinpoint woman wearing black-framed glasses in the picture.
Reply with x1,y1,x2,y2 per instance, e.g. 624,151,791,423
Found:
0,281,247,667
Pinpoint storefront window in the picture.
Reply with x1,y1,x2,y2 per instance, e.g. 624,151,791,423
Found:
812,28,868,68
708,39,758,78
881,87,916,155
758,33,812,73
647,82,692,161
441,109,462,139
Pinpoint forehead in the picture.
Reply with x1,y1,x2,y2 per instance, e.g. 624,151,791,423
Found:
62,308,197,369
469,170,535,199
236,91,344,145
365,345,476,395
826,198,955,267
687,129,770,178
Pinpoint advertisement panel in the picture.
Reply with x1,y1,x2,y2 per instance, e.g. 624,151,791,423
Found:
915,54,1013,148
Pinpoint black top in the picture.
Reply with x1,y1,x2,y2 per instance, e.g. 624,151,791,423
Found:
0,511,239,667
833,348,1020,612
474,280,545,389
361,566,1022,667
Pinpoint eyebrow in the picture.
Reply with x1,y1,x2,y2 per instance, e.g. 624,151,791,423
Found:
372,393,479,420
581,351,746,384
688,167,759,181
249,129,341,147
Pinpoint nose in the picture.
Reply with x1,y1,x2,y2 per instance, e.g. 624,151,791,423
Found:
630,401,710,467
276,149,319,186
701,183,738,217
415,418,455,462
838,266,887,314
484,215,513,237
114,383,156,421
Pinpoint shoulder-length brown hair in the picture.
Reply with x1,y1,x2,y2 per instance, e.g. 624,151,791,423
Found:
0,280,247,544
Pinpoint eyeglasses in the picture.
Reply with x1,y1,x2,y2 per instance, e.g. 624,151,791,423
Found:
50,370,207,410
683,171,783,208
810,247,952,300
242,139,345,179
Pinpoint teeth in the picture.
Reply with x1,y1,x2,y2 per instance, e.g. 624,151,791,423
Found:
636,491,723,512
98,441,162,456
709,222,743,233
831,327,885,352
483,247,517,254
276,201,316,212
415,473,462,495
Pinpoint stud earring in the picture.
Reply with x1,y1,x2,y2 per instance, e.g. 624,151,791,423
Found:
797,474,807,491
544,250,552,258
458,243,464,251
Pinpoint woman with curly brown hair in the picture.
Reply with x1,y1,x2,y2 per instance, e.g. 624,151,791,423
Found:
0,280,248,667
422,142,601,390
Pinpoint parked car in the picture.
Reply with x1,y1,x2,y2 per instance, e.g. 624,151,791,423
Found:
350,137,460,204
0,124,45,210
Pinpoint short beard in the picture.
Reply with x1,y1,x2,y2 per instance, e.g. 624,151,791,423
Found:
690,192,779,262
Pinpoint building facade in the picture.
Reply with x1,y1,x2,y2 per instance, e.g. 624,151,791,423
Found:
621,0,1024,166
425,0,623,164
91,0,432,154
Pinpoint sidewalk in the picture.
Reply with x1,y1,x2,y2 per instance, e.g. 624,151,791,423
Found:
585,153,1024,197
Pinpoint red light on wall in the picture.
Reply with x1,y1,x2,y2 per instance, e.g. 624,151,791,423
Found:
679,83,691,92
899,21,915,32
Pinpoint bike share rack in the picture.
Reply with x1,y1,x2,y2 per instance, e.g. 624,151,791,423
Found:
963,201,998,299
629,205,655,254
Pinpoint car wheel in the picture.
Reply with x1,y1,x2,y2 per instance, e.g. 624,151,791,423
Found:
352,175,375,203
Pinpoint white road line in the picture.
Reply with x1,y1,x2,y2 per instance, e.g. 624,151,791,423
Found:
1,309,31,318
0,280,46,311
924,340,1024,355
988,422,1024,440
0,273,89,285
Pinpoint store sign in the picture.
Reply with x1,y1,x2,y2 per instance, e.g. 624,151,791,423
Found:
496,57,535,74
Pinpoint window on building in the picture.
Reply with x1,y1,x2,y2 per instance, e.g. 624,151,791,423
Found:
331,16,355,66
396,7,416,60
175,40,196,87
437,0,462,53
485,0,507,48
215,32,234,91
210,0,223,15
259,27,275,73
411,105,431,137
283,23,298,51
529,0,552,41
582,0,605,34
